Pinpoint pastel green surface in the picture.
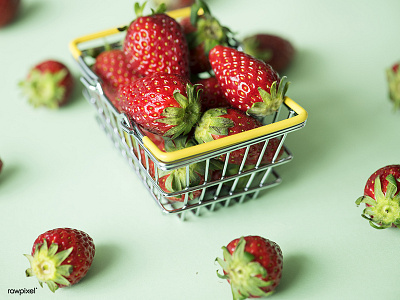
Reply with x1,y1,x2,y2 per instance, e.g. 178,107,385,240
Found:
1,0,400,299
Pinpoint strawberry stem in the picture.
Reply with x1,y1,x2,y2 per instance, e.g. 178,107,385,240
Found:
19,69,67,109
356,175,400,229
24,239,73,293
386,64,400,111
247,76,290,117
216,237,274,300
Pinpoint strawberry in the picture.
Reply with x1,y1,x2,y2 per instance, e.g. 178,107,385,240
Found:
0,157,3,174
194,107,263,165
24,228,95,292
152,0,195,10
0,0,20,27
386,62,400,110
19,60,74,108
242,33,295,73
180,0,234,75
118,73,201,139
93,49,141,111
122,2,190,78
209,45,290,117
260,137,284,165
216,236,283,299
196,76,230,110
356,165,400,229
157,136,205,202
136,127,167,178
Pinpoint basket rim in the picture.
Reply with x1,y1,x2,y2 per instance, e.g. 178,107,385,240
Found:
142,97,307,163
68,6,308,164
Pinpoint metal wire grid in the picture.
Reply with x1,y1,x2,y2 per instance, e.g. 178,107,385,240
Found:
80,67,303,220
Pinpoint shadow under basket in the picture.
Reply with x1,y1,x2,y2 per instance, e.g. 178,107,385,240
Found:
69,7,308,220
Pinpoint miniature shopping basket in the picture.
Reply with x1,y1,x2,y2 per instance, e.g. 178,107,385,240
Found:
69,7,308,220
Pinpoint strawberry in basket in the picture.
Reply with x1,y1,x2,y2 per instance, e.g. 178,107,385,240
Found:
216,236,283,299
118,73,201,139
122,2,190,78
180,0,234,75
24,228,95,292
196,76,230,110
355,164,400,229
194,107,264,165
152,0,195,10
209,45,290,117
242,33,295,74
157,136,206,202
93,49,141,111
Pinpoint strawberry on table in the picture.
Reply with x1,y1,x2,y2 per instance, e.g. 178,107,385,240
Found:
93,49,141,111
242,33,295,74
216,236,283,299
24,228,95,292
194,107,263,165
122,2,190,78
118,73,201,139
19,60,74,108
355,165,400,229
196,76,230,110
386,62,400,110
180,0,234,75
209,45,290,117
0,0,20,28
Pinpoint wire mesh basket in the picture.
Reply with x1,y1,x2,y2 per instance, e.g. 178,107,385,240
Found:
69,7,308,220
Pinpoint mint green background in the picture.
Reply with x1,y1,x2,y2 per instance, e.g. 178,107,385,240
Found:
1,0,400,299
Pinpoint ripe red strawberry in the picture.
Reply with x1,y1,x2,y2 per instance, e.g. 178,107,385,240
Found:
209,45,290,117
355,165,400,229
19,60,74,108
157,136,205,202
136,127,167,178
386,62,400,110
24,228,95,292
0,0,20,27
216,236,283,299
122,2,189,78
0,157,3,174
196,76,230,110
93,49,141,111
118,73,201,139
242,33,295,73
260,137,285,165
180,0,234,74
152,0,195,10
194,108,263,165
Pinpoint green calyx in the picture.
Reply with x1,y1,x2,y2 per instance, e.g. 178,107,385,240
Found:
134,1,166,17
19,69,67,109
247,76,290,117
216,237,274,300
161,136,205,197
194,108,234,144
156,83,202,139
355,174,400,229
386,65,400,111
24,239,73,293
117,1,166,30
187,0,233,54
